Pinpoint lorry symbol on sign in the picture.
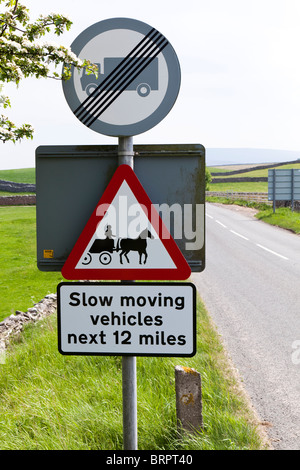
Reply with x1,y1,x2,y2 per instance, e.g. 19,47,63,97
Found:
80,57,159,97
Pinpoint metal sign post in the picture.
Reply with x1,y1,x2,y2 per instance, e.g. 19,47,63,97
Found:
122,352,137,450
118,136,137,450
46,17,197,453
57,281,197,450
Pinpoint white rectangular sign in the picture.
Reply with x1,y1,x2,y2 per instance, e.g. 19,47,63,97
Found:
57,282,196,357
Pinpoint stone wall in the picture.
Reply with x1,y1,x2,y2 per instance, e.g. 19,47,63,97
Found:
0,195,36,205
0,180,36,193
274,200,300,212
0,294,57,356
212,177,267,183
206,191,300,211
206,191,271,205
210,160,300,176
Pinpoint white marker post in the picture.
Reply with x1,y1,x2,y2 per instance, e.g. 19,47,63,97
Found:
118,136,137,451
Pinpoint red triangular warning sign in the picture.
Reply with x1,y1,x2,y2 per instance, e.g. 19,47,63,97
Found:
61,165,191,280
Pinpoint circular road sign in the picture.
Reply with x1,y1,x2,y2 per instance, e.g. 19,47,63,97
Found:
62,18,181,137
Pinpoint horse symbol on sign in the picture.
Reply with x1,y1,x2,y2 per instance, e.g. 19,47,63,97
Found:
117,228,154,265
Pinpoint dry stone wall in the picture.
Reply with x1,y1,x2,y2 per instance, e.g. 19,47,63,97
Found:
0,294,57,356
0,195,36,205
0,180,36,193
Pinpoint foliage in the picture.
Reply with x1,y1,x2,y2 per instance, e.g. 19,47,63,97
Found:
205,167,212,190
0,0,96,143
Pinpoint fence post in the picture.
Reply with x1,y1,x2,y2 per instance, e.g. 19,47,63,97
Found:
175,365,203,435
291,169,295,212
273,170,276,213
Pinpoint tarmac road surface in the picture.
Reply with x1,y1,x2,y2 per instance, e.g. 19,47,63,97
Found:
192,202,300,450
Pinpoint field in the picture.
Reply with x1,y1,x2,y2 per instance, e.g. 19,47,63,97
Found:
209,162,300,176
0,206,62,321
208,181,268,192
206,160,300,235
0,169,268,450
208,161,300,193
0,168,35,184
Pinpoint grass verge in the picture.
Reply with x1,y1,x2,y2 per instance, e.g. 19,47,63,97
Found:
0,206,63,321
208,182,268,192
255,207,300,234
0,205,268,450
0,299,266,450
206,196,300,235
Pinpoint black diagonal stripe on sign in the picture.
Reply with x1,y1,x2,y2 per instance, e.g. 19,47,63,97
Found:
82,36,167,126
75,29,168,127
85,38,169,128
76,30,164,125
74,27,158,119
78,31,164,123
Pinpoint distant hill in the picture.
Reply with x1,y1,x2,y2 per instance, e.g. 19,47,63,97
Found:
206,148,300,166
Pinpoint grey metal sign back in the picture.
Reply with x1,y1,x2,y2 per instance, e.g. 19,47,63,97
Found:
268,169,300,201
62,18,181,137
36,144,205,274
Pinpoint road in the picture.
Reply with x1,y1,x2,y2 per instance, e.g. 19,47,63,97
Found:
192,203,300,450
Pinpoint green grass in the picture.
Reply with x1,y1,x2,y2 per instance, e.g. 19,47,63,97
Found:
206,196,300,234
208,162,300,193
0,168,35,196
0,303,265,450
206,158,300,234
208,182,268,193
0,205,267,450
0,206,62,321
256,207,300,234
0,191,35,196
0,168,35,184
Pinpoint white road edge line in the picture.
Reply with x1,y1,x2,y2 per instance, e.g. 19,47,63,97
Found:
216,220,227,228
256,243,289,260
230,230,249,241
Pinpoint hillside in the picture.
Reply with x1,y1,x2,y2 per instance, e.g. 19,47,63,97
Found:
0,168,35,184
207,148,300,166
207,159,300,194
209,161,300,180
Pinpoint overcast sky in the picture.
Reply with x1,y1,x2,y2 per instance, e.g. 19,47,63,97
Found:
1,0,300,169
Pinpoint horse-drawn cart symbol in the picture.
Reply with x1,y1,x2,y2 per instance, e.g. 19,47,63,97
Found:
83,237,115,266
81,227,154,266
